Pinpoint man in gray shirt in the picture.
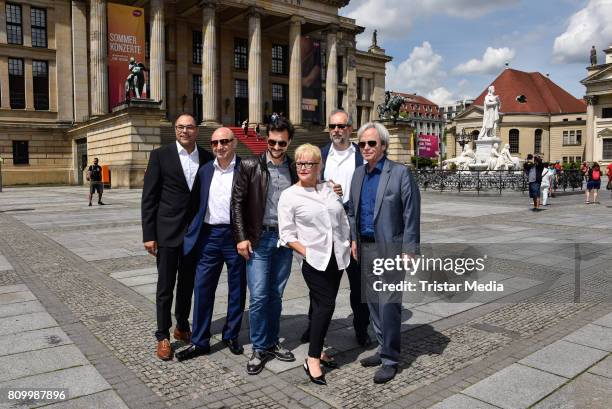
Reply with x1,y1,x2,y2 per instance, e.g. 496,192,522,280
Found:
231,117,298,375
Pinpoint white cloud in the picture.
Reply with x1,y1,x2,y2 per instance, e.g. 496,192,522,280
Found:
552,0,612,64
426,87,456,106
453,47,515,75
343,0,518,50
386,41,445,94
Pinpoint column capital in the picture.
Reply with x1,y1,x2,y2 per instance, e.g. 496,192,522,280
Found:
247,6,264,19
324,24,339,35
290,15,305,25
584,95,599,105
198,0,217,10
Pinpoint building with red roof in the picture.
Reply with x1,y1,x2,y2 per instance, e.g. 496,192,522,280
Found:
392,92,445,138
449,68,586,163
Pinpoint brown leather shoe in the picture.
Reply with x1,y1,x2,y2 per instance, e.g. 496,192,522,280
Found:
157,339,173,360
173,327,192,344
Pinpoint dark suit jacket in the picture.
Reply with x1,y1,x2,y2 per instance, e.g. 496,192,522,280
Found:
347,157,421,254
141,143,213,247
183,156,241,255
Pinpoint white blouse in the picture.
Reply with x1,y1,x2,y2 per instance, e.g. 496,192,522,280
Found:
278,182,351,271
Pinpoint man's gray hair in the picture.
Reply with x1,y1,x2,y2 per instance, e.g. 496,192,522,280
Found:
357,122,390,146
328,109,353,126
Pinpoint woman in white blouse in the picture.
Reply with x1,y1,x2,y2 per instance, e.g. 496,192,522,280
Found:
278,144,351,385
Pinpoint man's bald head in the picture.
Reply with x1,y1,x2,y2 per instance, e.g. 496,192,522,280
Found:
211,127,234,140
210,127,237,166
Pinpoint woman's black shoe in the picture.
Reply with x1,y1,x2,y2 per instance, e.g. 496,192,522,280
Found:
303,359,327,385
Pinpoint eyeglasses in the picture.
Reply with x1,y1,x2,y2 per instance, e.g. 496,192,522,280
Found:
210,138,234,147
296,162,319,170
175,125,196,132
267,139,288,148
329,124,347,130
358,140,378,149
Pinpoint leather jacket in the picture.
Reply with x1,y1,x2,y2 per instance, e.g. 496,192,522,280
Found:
231,152,298,247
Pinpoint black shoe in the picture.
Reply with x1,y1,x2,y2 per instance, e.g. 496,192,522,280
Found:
373,365,397,384
356,332,371,347
300,328,310,343
175,344,210,362
223,338,244,355
246,350,275,375
88,202,92,207
360,353,382,367
303,359,327,385
268,342,295,362
98,201,106,205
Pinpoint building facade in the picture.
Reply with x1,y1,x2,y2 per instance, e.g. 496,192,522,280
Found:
449,68,587,163
581,44,612,167
439,99,473,126
0,0,390,187
393,92,444,138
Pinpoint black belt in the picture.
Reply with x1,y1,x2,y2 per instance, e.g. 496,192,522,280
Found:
262,225,278,233
361,235,375,243
203,223,231,228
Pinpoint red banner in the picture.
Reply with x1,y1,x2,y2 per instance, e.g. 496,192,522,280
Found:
418,134,439,158
107,3,146,109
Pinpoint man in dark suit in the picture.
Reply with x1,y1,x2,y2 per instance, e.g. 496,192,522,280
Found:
348,121,421,384
176,127,246,361
301,108,370,346
142,113,214,360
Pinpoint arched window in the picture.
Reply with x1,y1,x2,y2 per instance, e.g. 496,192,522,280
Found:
534,129,542,154
509,129,519,153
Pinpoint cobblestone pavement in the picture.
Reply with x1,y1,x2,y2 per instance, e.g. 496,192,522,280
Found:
0,186,611,408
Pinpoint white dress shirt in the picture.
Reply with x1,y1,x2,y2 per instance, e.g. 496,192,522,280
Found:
176,141,199,191
204,155,235,225
323,144,356,204
278,182,351,271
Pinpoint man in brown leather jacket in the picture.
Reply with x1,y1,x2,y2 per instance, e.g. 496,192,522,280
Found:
231,117,298,375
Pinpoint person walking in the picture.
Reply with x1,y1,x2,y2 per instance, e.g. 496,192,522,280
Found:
87,158,105,206
231,117,298,375
524,154,544,210
142,113,214,360
300,108,370,347
585,162,602,204
242,119,249,137
348,122,421,384
540,163,553,206
278,144,351,385
176,127,246,361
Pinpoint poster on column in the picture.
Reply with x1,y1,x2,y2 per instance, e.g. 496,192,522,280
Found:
418,134,439,158
301,37,322,124
107,3,146,109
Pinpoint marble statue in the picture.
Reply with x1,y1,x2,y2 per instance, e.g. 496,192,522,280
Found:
499,143,519,170
478,86,501,139
443,143,476,170
590,45,597,66
372,29,378,47
488,143,502,170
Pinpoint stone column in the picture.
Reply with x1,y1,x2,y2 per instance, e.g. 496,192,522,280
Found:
202,3,218,124
248,8,262,125
149,0,165,108
0,0,7,44
24,59,33,110
585,95,598,162
345,44,357,125
288,16,304,127
89,0,108,115
0,57,10,109
325,26,338,127
72,1,88,121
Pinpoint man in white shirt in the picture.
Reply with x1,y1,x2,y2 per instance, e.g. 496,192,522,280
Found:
142,114,213,360
301,109,371,346
177,127,246,361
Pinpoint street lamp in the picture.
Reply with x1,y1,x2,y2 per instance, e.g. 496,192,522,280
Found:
456,128,472,151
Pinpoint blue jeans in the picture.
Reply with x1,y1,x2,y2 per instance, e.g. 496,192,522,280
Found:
247,231,293,352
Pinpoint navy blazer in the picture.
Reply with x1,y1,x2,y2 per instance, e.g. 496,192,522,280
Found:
183,156,241,255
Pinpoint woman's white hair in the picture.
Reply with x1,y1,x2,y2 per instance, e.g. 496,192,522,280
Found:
357,122,390,146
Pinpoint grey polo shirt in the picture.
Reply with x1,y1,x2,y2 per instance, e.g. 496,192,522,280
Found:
263,153,292,227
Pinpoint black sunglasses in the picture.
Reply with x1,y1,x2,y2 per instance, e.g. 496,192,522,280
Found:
267,139,288,148
210,138,233,147
358,140,378,148
329,124,347,130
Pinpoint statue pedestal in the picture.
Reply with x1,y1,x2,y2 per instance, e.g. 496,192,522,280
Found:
377,120,413,164
474,138,502,166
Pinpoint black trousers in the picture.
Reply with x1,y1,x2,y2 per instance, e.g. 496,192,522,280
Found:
306,256,370,335
155,245,196,341
302,257,343,358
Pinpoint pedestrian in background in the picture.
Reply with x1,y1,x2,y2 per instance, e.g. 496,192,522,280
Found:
87,157,105,206
540,163,553,206
524,154,544,210
585,162,601,204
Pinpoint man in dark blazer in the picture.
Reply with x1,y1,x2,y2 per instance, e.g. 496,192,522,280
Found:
176,127,246,361
300,108,370,346
141,113,214,360
348,121,421,384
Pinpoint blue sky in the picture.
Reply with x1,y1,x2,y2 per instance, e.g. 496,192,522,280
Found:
340,0,612,105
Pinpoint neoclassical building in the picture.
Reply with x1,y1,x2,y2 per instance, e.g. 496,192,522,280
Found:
0,0,390,187
581,44,612,167
449,68,587,163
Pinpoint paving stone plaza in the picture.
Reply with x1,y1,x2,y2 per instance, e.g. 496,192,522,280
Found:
1,186,612,409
